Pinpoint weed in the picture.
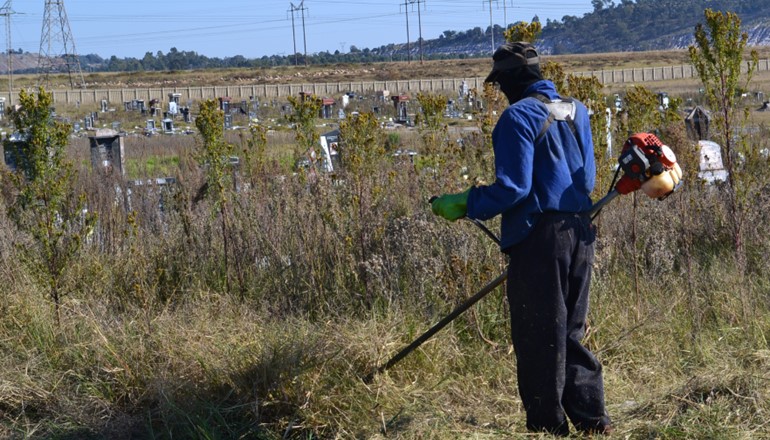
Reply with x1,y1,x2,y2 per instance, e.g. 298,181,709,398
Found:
1,51,770,439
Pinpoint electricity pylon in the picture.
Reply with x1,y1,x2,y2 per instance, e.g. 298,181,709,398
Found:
1,0,14,103
38,0,85,89
289,1,308,66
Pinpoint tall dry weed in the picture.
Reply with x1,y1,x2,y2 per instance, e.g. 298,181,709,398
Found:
0,80,769,438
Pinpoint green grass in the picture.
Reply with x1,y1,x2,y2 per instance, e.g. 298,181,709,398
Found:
124,156,180,179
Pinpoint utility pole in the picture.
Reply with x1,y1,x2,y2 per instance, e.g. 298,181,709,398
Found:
290,1,308,65
400,0,411,63
503,0,508,31
38,0,85,89
0,0,14,104
488,0,495,53
288,3,298,65
409,0,425,64
300,1,307,63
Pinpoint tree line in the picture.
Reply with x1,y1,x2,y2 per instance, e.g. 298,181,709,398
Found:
86,46,478,73
46,0,768,72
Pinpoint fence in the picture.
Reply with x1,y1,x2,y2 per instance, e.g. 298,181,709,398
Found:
7,59,770,106
42,79,485,106
570,58,770,84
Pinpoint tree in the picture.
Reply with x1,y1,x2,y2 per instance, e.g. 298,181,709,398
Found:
337,112,387,305
166,47,186,70
286,94,322,171
689,8,758,270
194,99,238,296
504,21,543,43
415,92,447,132
141,52,157,70
620,85,681,134
2,88,95,325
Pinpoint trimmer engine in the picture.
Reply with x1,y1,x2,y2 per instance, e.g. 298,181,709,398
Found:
615,133,683,199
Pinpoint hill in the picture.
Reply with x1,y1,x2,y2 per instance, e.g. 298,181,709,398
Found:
0,52,39,73
537,0,770,54
372,0,770,57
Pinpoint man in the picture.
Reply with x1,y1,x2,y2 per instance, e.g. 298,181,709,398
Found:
431,42,612,436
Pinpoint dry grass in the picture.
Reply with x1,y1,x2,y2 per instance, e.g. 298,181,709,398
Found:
6,47,770,91
1,51,770,439
1,244,767,439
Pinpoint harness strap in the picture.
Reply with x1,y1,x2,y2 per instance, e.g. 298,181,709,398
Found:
528,93,578,143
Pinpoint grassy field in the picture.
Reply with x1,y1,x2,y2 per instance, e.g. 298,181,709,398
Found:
1,50,770,439
6,47,770,90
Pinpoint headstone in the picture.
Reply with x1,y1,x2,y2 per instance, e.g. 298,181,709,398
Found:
89,130,125,176
162,119,174,133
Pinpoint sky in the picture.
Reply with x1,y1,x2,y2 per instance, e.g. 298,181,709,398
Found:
5,0,594,59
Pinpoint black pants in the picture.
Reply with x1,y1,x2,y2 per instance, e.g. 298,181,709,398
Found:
505,212,610,435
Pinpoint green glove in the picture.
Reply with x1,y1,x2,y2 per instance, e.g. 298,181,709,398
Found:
431,188,471,221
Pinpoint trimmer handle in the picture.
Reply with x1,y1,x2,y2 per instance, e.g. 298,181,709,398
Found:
428,195,500,245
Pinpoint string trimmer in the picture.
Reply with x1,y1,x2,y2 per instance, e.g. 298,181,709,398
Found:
363,132,682,383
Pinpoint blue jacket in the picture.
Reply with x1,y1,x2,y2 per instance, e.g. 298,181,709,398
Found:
466,80,595,250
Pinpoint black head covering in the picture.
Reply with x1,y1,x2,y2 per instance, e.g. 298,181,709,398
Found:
485,41,543,104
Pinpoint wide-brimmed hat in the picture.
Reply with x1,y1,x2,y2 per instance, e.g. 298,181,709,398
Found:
484,41,540,83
